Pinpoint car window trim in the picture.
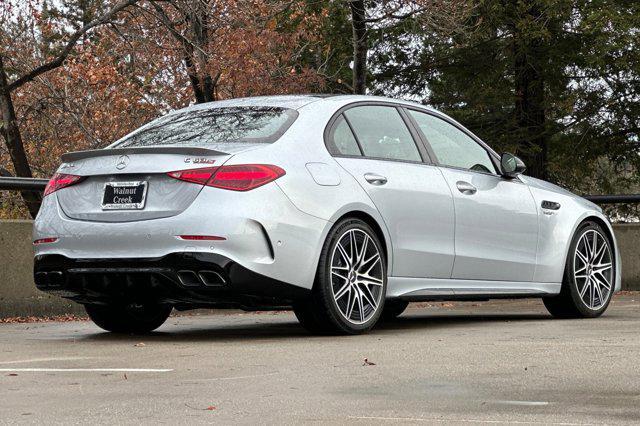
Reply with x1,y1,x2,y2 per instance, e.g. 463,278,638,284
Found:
323,101,432,165
341,114,365,156
402,107,439,164
397,107,434,163
401,106,502,176
328,114,364,157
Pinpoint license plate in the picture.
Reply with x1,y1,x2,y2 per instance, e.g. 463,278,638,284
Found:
102,181,148,210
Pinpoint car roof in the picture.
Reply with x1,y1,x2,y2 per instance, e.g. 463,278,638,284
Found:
182,95,324,112
179,94,437,113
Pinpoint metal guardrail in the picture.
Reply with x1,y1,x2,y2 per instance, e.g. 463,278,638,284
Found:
0,177,48,191
0,177,639,204
584,194,640,204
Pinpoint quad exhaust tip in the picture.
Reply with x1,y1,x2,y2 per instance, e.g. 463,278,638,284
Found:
177,270,227,287
34,271,64,287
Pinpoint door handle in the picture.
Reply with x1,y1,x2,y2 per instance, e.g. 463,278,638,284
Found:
364,173,388,186
456,181,477,195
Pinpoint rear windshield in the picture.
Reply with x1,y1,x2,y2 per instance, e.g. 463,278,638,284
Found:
112,106,298,148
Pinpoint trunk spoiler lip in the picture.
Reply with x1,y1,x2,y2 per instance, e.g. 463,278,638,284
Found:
61,147,228,163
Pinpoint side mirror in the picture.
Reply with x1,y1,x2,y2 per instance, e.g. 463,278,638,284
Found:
500,152,526,178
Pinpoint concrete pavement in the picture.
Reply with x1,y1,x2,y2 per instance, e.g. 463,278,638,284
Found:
1,295,639,425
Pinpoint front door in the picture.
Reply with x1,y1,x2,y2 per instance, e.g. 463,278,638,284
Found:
407,109,539,282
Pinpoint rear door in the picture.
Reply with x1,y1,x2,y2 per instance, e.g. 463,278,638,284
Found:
406,108,539,282
328,104,455,279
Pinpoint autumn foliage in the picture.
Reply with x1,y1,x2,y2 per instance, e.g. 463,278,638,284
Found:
0,0,325,218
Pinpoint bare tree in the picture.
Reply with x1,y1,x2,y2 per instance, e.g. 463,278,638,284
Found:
0,0,139,217
140,0,301,104
346,0,473,95
144,0,218,103
350,0,368,94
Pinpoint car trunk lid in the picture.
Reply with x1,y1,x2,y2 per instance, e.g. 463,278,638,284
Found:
56,147,240,222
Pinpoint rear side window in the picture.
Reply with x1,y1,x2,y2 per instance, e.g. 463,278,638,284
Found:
327,115,362,156
112,106,298,148
344,106,421,162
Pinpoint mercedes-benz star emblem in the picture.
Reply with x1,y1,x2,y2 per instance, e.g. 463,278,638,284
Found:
115,155,130,170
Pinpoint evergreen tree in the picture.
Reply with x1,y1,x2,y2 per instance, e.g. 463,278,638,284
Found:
370,0,640,195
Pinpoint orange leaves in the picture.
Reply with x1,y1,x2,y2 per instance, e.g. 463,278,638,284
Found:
266,18,278,31
1,0,328,220
142,0,326,99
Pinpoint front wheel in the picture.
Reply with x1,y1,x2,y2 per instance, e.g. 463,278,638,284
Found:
296,218,387,334
85,302,172,334
543,222,615,318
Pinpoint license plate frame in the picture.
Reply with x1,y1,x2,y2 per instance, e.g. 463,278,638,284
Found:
101,181,148,210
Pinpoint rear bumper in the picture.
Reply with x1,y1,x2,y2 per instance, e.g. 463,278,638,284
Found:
34,253,309,310
33,182,331,291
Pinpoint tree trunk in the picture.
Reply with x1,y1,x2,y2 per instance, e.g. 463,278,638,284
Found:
350,0,367,95
189,5,215,103
0,55,41,218
184,55,206,103
513,4,547,180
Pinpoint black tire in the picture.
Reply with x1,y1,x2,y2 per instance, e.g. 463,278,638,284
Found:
292,299,330,334
381,299,409,321
85,302,172,334
296,218,387,335
543,221,615,319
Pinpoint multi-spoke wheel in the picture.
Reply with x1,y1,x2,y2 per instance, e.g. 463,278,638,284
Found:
293,218,387,334
573,228,613,309
330,228,384,324
543,221,615,318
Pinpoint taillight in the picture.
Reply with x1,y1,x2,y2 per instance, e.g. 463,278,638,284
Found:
167,164,285,191
167,167,218,185
44,173,84,196
177,235,226,241
33,237,59,245
208,164,285,191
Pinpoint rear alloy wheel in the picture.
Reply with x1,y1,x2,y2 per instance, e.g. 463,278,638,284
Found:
543,222,614,318
294,218,387,334
85,302,172,334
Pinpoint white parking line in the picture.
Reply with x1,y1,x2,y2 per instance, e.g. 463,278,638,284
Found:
495,400,550,406
0,368,172,372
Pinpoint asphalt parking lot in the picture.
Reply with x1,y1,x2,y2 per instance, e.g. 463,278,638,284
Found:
1,294,639,425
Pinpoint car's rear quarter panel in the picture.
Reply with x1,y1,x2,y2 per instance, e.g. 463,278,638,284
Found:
256,99,395,274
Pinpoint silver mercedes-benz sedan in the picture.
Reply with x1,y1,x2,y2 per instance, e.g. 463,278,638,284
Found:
33,95,621,334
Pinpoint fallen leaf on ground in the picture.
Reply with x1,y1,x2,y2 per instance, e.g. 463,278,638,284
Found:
7,373,18,376
185,403,217,411
363,358,376,366
0,315,88,324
